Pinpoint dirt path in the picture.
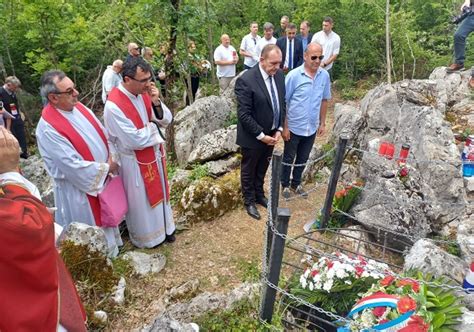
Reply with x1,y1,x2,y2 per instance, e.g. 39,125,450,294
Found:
108,96,339,331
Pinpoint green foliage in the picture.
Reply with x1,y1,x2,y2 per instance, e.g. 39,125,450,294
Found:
431,236,462,257
329,181,363,228
223,111,238,127
235,258,260,282
188,164,210,181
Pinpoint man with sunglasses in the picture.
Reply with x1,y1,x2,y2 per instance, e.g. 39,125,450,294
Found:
281,43,331,199
104,56,176,248
36,70,123,257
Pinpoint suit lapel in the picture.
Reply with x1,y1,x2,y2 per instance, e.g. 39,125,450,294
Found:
254,67,273,110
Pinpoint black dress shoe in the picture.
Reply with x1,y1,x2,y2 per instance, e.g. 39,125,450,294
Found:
166,233,176,243
255,196,268,208
245,204,261,220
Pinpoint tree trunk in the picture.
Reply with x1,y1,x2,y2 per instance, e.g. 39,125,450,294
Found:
385,0,391,84
164,0,181,160
205,0,216,85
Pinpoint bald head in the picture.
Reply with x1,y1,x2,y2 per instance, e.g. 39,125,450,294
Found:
220,34,230,47
306,42,322,54
112,59,123,73
304,42,324,74
128,43,140,57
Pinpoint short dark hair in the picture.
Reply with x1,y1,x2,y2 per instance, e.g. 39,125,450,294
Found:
122,56,152,79
323,17,333,24
286,22,297,30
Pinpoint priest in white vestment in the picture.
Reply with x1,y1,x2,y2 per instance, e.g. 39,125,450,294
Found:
104,56,176,249
36,70,123,257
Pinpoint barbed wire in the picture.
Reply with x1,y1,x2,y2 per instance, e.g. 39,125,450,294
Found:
281,147,336,167
347,145,463,166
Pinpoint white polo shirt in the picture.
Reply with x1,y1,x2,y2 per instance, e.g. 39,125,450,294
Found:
256,36,277,58
311,30,341,71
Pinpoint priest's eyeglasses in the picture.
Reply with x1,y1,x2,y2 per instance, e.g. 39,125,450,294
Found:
127,75,153,84
53,87,78,96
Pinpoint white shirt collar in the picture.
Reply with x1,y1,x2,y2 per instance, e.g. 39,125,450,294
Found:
259,64,270,81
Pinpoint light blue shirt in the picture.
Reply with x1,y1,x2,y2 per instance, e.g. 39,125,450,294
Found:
285,65,331,137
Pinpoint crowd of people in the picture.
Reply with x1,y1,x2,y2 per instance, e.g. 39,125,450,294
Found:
0,6,473,329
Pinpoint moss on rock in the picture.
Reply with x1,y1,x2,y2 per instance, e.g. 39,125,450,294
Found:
177,169,241,223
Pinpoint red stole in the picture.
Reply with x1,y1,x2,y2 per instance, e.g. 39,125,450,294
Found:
0,184,86,332
42,102,108,226
107,88,169,207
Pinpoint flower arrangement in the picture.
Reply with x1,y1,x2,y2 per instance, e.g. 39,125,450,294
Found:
398,165,410,183
344,271,464,332
329,181,364,228
291,252,391,316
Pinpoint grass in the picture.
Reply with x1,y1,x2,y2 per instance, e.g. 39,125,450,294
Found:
235,257,261,283
188,164,210,181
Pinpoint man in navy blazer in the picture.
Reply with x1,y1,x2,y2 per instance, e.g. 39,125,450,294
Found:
297,21,313,51
276,23,303,72
235,44,286,220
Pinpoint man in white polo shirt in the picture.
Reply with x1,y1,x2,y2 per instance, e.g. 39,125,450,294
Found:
240,22,261,70
214,34,238,94
256,22,277,58
311,16,341,77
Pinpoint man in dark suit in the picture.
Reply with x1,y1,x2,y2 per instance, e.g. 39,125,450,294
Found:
276,23,303,73
235,44,286,220
297,20,313,51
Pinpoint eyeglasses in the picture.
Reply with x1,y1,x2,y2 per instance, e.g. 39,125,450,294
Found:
310,55,324,61
127,75,152,84
53,87,77,96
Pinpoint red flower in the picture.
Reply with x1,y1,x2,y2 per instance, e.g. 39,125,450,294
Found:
335,190,346,199
327,261,334,269
399,167,409,177
380,275,395,286
399,315,429,332
397,296,417,314
355,266,364,277
372,306,386,317
397,279,420,293
311,269,319,277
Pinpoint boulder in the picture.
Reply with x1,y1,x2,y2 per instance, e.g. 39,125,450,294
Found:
143,316,198,332
332,71,470,248
220,71,245,101
331,102,362,141
187,125,239,164
19,154,54,207
61,222,109,256
174,96,235,166
169,169,192,204
457,213,474,262
177,170,241,224
403,239,467,284
122,251,167,276
205,155,241,178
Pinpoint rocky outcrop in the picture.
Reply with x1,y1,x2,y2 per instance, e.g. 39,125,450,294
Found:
122,251,167,276
61,222,110,256
19,155,54,206
177,170,241,224
187,125,239,164
332,68,470,248
174,96,235,166
205,155,240,178
403,239,467,284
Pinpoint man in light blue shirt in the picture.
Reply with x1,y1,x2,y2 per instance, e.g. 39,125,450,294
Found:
281,42,331,198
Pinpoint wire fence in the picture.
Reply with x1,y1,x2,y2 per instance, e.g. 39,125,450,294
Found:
258,136,470,331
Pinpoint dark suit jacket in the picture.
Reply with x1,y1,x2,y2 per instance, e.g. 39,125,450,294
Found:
297,33,314,48
276,37,304,69
235,65,286,149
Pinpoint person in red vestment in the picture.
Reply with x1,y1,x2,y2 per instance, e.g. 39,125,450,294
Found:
0,127,86,332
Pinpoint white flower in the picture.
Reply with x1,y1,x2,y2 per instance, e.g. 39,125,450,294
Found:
303,269,310,278
345,280,352,285
308,281,314,291
300,278,307,289
322,280,333,292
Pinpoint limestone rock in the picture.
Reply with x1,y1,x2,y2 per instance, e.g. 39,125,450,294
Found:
19,154,54,207
457,213,474,262
187,125,238,164
457,311,474,331
177,170,241,224
112,277,126,305
331,71,470,248
205,155,240,178
403,239,467,284
220,71,245,100
169,169,192,204
61,222,109,256
301,145,325,183
465,177,474,193
174,96,235,166
93,311,108,323
143,315,199,332
123,251,166,276
338,226,371,256
331,102,362,141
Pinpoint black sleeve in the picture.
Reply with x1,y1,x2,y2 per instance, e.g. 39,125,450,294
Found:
235,76,263,137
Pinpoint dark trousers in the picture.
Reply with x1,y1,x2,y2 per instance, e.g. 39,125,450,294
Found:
244,64,253,70
281,131,316,188
454,15,474,65
240,145,274,205
185,76,200,105
11,118,27,156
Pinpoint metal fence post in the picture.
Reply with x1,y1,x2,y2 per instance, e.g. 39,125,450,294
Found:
266,150,282,267
320,135,349,229
260,207,291,323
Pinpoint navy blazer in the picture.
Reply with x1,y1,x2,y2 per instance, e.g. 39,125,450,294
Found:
276,37,304,69
235,65,286,149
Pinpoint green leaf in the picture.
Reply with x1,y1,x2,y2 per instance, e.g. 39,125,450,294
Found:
432,313,446,328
